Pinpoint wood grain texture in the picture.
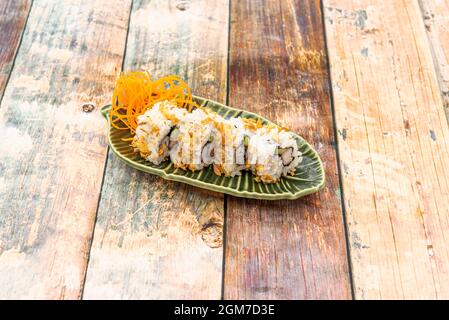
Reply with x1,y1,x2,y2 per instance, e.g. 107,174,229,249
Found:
418,0,449,120
0,0,31,100
83,0,228,299
0,0,131,299
323,0,449,299
224,0,351,299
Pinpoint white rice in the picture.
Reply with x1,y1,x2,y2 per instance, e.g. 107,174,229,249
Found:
278,130,302,176
170,108,214,171
132,101,187,165
246,128,284,183
220,117,247,177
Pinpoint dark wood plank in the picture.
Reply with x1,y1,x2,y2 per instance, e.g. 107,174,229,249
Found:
0,0,131,299
83,0,229,299
0,0,31,100
324,0,449,299
224,0,351,299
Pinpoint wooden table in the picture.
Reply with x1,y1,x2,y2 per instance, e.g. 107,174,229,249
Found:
1,0,448,300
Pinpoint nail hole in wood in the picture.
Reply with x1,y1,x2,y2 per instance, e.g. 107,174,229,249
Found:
82,103,95,113
200,222,223,248
176,2,188,11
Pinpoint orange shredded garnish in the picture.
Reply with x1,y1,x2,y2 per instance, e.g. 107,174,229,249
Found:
242,118,265,131
213,164,223,176
110,71,200,135
242,117,284,131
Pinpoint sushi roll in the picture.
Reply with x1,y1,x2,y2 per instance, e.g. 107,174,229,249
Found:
132,101,187,165
113,72,308,186
131,98,302,183
201,117,223,168
212,117,248,177
245,127,302,183
170,108,216,171
246,129,284,183
277,129,302,176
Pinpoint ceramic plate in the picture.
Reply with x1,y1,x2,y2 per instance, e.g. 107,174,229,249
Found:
102,96,325,200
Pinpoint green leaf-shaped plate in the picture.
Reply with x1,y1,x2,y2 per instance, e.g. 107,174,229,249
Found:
102,96,325,200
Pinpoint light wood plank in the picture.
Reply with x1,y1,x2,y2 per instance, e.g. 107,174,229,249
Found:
0,0,131,299
323,0,449,299
0,0,31,99
418,0,449,120
83,0,228,299
224,0,351,299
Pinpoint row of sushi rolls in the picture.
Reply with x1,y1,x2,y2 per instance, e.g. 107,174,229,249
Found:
131,100,303,183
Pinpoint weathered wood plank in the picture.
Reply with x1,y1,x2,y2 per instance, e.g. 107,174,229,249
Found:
418,0,449,120
0,0,131,299
83,0,228,299
0,0,31,100
323,0,449,299
224,0,351,299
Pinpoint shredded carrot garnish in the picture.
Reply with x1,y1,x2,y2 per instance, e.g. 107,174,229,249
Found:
242,117,284,131
242,118,265,131
110,71,200,135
